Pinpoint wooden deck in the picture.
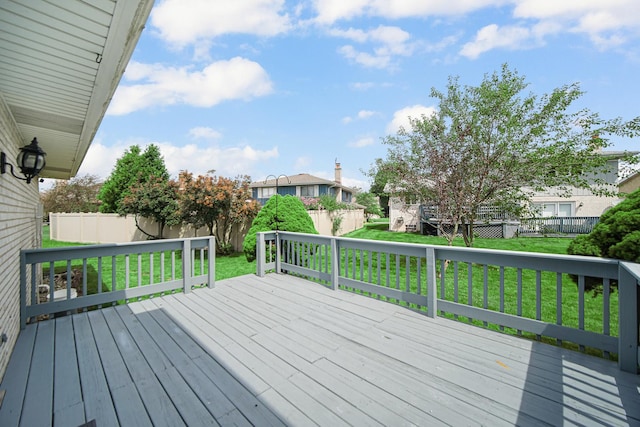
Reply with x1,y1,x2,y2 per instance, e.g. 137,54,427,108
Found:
1,273,639,426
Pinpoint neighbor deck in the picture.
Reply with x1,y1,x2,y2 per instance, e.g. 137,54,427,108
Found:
1,273,639,426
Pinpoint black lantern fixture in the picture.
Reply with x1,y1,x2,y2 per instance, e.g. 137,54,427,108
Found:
1,138,47,184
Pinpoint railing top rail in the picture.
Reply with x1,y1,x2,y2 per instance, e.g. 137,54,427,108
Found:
274,231,621,277
22,236,214,263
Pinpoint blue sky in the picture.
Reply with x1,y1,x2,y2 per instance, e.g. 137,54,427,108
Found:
69,0,640,191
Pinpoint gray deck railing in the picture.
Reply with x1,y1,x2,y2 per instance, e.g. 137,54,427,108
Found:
256,231,639,373
20,236,215,328
518,216,600,235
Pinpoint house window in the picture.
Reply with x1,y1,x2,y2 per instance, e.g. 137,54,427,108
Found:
534,202,574,217
259,187,275,198
300,185,317,197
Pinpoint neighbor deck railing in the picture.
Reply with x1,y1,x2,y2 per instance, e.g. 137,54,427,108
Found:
20,237,215,327
256,231,639,373
518,216,600,235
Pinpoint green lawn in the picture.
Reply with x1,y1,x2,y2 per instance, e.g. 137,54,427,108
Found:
345,219,572,254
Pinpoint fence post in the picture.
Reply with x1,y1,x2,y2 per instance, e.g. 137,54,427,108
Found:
183,238,192,294
618,262,639,373
208,236,215,288
257,233,266,277
426,247,437,318
330,237,338,290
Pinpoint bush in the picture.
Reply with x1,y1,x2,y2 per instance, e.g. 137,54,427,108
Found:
243,195,318,261
567,187,640,292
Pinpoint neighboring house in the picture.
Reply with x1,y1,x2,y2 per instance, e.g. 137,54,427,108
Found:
528,151,636,217
619,171,640,195
0,1,153,382
386,151,637,232
251,162,355,205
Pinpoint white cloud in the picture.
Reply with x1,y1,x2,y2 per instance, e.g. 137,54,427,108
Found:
460,24,536,59
76,141,279,181
386,104,437,134
189,127,223,140
460,1,640,58
151,0,291,47
343,109,378,123
332,25,415,69
358,110,377,119
108,58,273,115
313,0,507,24
349,136,375,148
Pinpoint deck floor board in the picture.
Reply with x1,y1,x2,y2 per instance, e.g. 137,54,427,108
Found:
1,273,639,426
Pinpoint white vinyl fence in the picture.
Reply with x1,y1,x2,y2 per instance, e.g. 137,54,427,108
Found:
49,209,365,249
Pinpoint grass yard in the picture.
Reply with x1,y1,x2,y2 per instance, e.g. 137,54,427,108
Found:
345,219,572,254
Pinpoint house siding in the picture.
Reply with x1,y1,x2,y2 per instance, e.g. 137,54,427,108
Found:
0,95,42,382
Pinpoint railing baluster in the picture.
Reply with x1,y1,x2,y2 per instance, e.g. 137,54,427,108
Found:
499,266,505,332
517,268,522,335
467,263,473,322
603,277,610,359
556,272,562,346
578,275,585,352
150,252,154,286
125,255,130,289
439,259,445,316
536,270,542,340
482,265,489,327
453,261,459,320
49,261,55,303
111,257,116,305
405,255,410,299
82,259,87,311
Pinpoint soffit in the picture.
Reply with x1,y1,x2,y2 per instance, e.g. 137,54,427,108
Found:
0,0,154,179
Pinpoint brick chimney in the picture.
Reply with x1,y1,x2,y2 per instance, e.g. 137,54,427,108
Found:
334,161,342,184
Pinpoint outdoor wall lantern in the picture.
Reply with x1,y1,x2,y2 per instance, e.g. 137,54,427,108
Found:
1,138,47,184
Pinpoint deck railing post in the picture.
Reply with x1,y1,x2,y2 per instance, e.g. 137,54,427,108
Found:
426,247,437,318
257,232,266,277
618,262,639,373
19,250,27,329
183,238,192,294
275,232,281,274
330,237,338,290
208,236,215,288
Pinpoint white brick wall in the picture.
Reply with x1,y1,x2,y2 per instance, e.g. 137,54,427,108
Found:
0,95,42,382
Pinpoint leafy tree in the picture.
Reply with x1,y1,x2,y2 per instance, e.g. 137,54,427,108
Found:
375,64,639,247
355,191,382,221
211,175,260,254
98,145,169,213
178,172,260,254
178,171,220,237
243,195,318,262
40,174,102,218
119,175,181,239
367,158,392,217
